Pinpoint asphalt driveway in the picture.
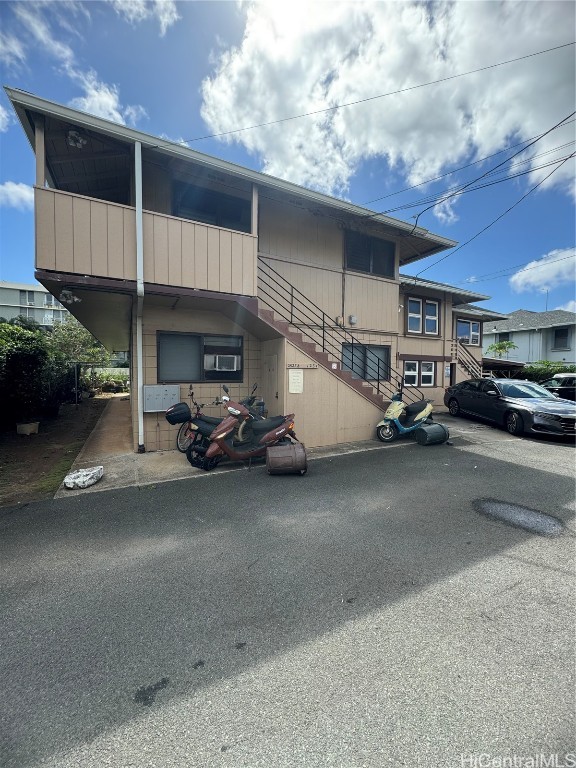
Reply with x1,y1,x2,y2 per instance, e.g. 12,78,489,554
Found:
1,423,574,768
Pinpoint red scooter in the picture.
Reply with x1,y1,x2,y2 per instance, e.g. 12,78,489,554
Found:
198,391,299,471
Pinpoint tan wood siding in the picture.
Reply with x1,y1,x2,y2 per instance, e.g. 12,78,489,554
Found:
35,187,137,280
259,197,343,270
35,187,256,293
343,273,399,331
140,214,257,294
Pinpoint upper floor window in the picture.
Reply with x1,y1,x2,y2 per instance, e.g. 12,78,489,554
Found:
457,319,480,346
407,298,439,335
44,294,54,307
553,327,569,349
172,181,251,233
19,290,35,306
158,332,243,383
497,332,510,342
344,231,395,279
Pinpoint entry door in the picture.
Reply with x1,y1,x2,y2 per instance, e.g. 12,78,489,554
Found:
261,354,278,415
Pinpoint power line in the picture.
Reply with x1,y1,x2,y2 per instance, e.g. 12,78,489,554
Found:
362,124,575,205
185,41,575,143
412,156,574,279
408,112,575,233
457,253,576,285
379,153,575,215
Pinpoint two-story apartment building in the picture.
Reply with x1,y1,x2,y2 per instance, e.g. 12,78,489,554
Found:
483,310,576,365
6,86,504,452
0,280,68,326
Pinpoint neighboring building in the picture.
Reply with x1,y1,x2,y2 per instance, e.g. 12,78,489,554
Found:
0,280,68,327
6,86,504,452
483,310,576,365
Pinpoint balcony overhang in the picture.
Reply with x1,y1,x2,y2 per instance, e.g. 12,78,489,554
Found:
36,271,280,350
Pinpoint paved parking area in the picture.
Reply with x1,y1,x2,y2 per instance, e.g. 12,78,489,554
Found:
1,414,574,768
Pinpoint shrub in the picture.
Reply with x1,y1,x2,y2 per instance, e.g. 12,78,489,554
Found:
521,361,576,382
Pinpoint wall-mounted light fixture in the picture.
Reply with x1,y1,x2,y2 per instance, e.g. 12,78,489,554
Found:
67,129,87,149
349,315,357,326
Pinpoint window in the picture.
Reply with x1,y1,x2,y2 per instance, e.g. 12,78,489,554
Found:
342,344,390,380
172,181,251,233
158,332,243,383
497,332,510,342
44,294,54,307
403,361,435,387
457,319,480,345
19,290,35,306
407,297,439,335
553,327,569,349
344,230,395,279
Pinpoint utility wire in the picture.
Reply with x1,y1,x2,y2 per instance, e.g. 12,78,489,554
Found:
380,153,574,215
412,155,574,279
363,123,575,205
407,112,575,233
185,41,575,143
456,253,576,285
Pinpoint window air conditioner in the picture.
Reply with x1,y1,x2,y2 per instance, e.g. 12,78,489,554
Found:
214,354,239,371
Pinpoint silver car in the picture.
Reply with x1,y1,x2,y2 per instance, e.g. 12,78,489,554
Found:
443,378,576,437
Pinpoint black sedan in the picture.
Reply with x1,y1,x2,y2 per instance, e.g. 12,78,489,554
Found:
443,378,576,437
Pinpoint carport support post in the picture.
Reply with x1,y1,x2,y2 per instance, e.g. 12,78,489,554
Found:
135,140,145,453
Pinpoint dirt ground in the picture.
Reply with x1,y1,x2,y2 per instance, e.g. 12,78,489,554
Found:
0,394,113,508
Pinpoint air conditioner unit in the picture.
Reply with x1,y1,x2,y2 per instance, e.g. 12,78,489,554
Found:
214,354,239,371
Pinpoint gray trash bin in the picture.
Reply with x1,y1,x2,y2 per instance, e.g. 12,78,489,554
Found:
413,423,449,445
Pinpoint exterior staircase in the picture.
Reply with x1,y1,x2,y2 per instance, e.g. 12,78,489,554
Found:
256,256,426,409
451,338,483,379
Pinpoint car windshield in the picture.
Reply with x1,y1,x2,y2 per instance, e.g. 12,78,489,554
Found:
499,381,554,399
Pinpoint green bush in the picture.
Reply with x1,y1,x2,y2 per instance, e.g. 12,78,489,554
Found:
0,324,49,423
521,361,576,382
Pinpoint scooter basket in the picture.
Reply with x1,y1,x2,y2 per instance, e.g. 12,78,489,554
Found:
266,443,308,475
413,423,449,445
165,402,191,425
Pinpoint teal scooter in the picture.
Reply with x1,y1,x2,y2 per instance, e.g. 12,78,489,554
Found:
376,391,433,442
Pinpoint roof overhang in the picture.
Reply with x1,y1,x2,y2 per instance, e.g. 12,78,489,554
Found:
6,86,457,265
399,274,491,306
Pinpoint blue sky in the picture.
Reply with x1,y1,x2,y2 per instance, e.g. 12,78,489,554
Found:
0,0,574,314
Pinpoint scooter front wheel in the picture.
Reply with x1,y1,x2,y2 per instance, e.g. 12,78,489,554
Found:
376,422,399,442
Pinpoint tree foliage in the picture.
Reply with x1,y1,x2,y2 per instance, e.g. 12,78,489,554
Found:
0,318,112,426
45,318,111,366
485,340,519,359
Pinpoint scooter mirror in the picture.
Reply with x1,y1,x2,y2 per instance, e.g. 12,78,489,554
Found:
223,385,229,394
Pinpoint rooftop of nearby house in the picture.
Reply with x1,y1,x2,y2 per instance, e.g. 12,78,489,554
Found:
0,281,50,292
5,85,457,266
483,309,576,332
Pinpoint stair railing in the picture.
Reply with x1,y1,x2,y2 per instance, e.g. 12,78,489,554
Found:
257,257,426,404
451,338,483,378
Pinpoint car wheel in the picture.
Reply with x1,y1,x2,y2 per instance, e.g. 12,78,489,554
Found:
505,411,524,436
448,398,460,416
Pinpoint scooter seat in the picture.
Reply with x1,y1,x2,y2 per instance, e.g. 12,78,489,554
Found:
405,400,428,416
251,415,287,433
194,418,222,437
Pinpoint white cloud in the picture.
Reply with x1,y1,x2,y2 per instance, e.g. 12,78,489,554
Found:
68,70,148,126
0,30,27,68
10,5,148,128
13,2,75,68
433,186,460,224
0,104,11,132
200,1,575,207
555,300,576,312
509,247,576,293
0,182,34,210
109,0,180,36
